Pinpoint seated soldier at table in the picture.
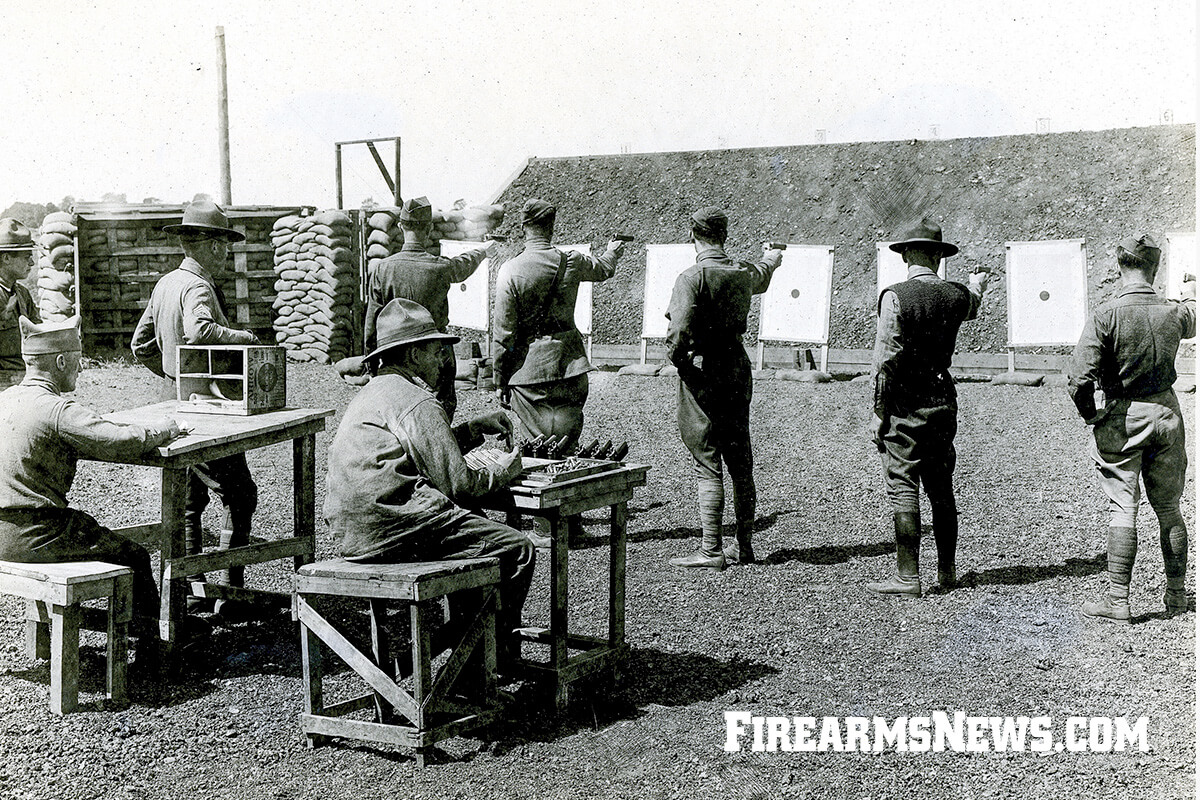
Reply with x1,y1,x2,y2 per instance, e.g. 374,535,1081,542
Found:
0,316,191,669
324,298,535,664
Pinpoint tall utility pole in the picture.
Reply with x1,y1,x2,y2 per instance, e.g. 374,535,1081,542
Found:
215,26,232,205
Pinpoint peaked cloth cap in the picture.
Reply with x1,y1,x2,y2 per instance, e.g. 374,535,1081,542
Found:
0,218,35,251
690,207,728,241
1117,234,1161,268
365,298,459,362
399,196,433,224
162,200,245,242
20,315,82,355
521,199,556,226
889,218,959,258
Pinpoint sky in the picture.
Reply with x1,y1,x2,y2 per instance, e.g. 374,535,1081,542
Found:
0,0,1194,212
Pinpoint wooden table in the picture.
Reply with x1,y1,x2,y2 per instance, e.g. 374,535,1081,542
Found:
482,462,649,711
100,401,333,657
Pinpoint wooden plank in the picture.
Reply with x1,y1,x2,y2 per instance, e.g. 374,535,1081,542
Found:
369,599,394,724
296,597,421,723
158,468,189,648
609,502,627,646
321,693,376,718
186,583,291,606
107,573,132,704
516,628,608,650
424,589,493,709
300,624,324,722
293,434,316,570
102,403,332,461
110,523,162,548
165,537,312,577
50,606,80,714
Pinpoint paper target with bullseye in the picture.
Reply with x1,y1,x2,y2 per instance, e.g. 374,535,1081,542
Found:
440,240,490,331
1004,239,1089,346
758,245,834,344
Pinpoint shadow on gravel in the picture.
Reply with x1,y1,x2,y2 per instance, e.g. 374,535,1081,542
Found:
958,551,1106,587
763,540,894,565
573,509,806,550
471,647,778,758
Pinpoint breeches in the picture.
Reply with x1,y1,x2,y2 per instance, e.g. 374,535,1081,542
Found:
879,401,958,514
510,374,589,451
0,507,160,627
348,514,536,632
677,377,756,518
1090,391,1188,529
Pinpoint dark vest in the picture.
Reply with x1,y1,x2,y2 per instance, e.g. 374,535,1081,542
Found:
880,278,972,405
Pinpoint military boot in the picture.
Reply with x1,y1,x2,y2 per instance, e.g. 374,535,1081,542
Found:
867,512,922,597
1082,526,1135,624
931,505,958,591
1161,523,1189,617
214,522,252,620
670,478,726,571
183,517,212,613
723,520,755,566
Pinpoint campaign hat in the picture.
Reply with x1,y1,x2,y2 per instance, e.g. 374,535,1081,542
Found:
888,218,958,258
365,298,459,362
162,200,245,242
0,218,35,251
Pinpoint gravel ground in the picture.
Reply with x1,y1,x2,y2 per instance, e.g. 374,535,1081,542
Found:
0,363,1193,800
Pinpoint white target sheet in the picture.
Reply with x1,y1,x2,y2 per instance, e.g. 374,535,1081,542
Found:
1005,239,1088,346
876,243,943,298
558,244,593,335
642,244,695,339
1163,232,1196,304
758,245,834,343
440,240,490,331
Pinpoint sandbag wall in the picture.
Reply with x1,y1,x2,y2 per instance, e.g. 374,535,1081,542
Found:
36,212,79,321
270,210,358,363
361,203,505,277
73,203,295,354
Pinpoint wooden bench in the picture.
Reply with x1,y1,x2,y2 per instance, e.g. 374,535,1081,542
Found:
0,560,134,714
294,558,503,766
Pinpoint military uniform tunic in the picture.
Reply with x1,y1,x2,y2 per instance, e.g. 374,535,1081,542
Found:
364,242,488,420
0,279,39,387
493,236,618,449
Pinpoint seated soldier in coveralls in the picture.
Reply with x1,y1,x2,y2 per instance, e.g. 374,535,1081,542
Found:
324,298,535,662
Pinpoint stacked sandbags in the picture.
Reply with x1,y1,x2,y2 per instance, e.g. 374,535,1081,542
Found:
363,207,403,279
36,212,78,321
433,204,505,242
271,210,356,364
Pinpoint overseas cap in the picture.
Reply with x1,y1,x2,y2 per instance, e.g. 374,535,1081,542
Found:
20,315,82,355
0,218,35,251
1117,234,1161,268
690,206,728,241
399,196,433,224
365,298,459,362
522,199,556,226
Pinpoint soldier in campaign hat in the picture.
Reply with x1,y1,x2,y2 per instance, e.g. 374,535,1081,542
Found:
0,218,41,387
0,315,192,670
1069,234,1196,623
868,218,988,597
362,196,497,420
666,206,782,571
326,297,534,665
130,198,259,618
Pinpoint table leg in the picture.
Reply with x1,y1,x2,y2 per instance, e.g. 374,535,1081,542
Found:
369,599,394,724
608,502,627,648
549,513,569,711
159,467,189,656
293,434,317,570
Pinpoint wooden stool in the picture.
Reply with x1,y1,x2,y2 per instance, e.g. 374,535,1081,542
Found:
0,560,134,714
294,558,503,766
